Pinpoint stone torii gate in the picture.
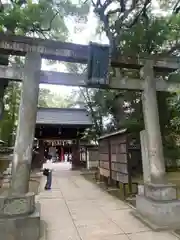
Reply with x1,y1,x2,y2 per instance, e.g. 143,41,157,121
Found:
0,33,180,238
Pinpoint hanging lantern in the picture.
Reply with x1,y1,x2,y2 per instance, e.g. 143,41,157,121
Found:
87,42,110,86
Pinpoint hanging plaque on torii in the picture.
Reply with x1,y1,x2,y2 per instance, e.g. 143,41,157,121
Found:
87,42,110,86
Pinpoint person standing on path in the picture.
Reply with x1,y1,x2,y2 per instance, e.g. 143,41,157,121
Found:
42,159,53,190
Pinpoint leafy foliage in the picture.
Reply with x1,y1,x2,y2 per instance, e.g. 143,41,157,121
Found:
0,0,89,144
0,82,20,145
73,0,180,161
0,0,89,38
38,88,73,108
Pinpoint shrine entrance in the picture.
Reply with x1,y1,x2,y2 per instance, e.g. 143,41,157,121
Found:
34,107,92,169
0,33,180,233
43,140,73,162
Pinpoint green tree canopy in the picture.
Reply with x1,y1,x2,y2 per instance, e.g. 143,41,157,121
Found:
38,88,73,108
0,0,90,144
0,0,89,37
71,0,180,160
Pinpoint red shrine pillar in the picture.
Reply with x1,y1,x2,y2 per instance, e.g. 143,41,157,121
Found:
61,146,64,162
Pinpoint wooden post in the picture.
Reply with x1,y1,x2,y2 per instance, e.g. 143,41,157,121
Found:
10,52,41,194
108,138,112,185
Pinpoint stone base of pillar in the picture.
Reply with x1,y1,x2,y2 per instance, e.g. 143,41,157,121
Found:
132,183,180,230
0,193,40,239
71,163,81,170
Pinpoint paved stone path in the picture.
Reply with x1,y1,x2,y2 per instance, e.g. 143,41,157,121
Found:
37,163,179,240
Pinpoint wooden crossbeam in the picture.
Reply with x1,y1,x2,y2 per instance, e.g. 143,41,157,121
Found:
0,65,180,92
0,33,179,71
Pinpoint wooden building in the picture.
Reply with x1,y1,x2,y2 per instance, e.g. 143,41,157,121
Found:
98,129,142,197
79,144,99,169
34,107,92,168
86,145,99,170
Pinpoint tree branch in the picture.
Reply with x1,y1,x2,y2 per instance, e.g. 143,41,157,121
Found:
161,42,180,56
92,0,151,54
120,0,126,12
79,87,101,137
29,10,60,33
173,0,180,14
126,0,151,28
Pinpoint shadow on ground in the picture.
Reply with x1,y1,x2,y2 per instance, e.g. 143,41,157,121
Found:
81,170,180,237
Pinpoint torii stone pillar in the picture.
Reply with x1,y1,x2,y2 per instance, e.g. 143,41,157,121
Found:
140,130,150,183
141,60,166,184
0,52,41,240
10,52,41,194
133,60,180,230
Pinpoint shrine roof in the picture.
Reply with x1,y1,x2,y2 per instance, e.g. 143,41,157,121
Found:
98,129,127,140
36,107,92,126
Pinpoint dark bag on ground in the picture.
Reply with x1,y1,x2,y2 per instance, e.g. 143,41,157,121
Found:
43,168,49,176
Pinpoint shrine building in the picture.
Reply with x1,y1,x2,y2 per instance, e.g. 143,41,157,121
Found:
34,107,92,168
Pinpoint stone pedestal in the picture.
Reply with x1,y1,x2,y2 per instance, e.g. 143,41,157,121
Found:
132,183,180,230
0,193,40,240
